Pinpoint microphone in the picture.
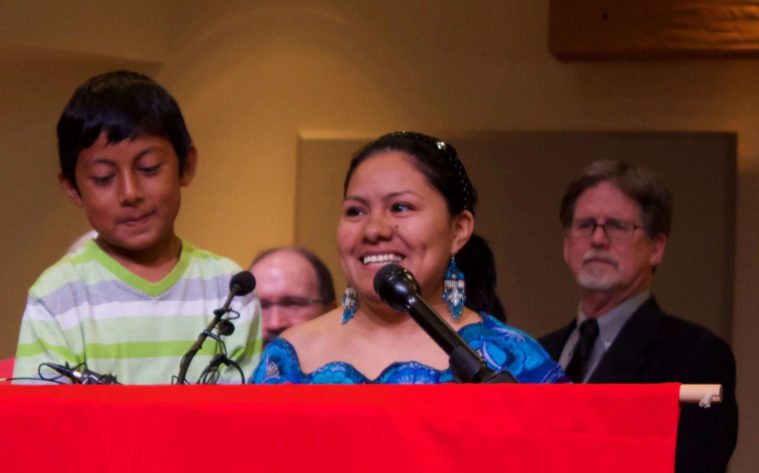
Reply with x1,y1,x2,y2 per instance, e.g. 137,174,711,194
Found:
374,263,516,383
215,271,256,318
45,363,120,384
175,271,256,384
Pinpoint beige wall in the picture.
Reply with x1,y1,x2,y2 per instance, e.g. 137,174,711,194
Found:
0,45,161,357
0,1,756,471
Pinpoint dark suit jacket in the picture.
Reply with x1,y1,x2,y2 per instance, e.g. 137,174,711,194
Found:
539,297,738,473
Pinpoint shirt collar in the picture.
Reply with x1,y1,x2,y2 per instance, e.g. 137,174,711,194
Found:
576,290,651,347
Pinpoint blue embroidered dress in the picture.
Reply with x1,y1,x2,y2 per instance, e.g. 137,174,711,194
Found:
250,313,567,384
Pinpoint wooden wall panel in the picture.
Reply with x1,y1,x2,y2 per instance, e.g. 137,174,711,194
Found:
550,1,759,60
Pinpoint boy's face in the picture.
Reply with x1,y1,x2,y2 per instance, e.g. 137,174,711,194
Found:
60,132,196,256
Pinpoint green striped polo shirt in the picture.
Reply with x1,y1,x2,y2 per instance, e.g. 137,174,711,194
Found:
14,239,262,384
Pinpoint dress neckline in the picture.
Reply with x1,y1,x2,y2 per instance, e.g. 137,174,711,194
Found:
274,313,493,382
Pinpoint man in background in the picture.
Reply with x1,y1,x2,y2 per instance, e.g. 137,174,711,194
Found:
250,247,336,345
539,159,738,473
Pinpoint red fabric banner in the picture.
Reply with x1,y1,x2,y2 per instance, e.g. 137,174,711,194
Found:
0,383,679,473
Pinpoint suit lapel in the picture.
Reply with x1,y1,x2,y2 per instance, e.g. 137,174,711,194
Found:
588,297,664,383
541,320,576,360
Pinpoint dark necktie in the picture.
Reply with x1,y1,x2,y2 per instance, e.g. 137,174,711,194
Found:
565,318,599,383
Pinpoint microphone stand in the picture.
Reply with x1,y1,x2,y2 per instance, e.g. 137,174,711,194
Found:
374,263,516,384
175,308,229,385
408,294,516,384
176,271,255,385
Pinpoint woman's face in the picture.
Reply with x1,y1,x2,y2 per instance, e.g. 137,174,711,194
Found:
338,150,472,308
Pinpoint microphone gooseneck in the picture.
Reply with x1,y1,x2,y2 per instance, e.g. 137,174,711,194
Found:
373,263,516,384
374,263,460,355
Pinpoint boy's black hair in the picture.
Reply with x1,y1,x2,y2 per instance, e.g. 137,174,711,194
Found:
57,70,193,191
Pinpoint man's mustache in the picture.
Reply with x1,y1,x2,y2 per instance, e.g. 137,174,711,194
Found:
582,251,618,268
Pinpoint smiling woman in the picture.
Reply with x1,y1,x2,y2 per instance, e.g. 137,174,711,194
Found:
338,149,462,317
250,131,567,385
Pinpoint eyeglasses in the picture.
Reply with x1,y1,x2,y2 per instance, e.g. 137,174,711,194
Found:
567,218,643,240
259,296,327,310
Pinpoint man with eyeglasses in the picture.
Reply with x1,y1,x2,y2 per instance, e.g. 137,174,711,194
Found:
250,247,336,345
539,160,737,473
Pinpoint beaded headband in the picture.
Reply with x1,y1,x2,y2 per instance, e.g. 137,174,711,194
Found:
385,131,475,214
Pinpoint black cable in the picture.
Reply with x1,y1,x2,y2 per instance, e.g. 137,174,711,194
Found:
229,359,245,384
38,362,73,383
176,310,239,385
2,376,65,385
194,332,244,384
37,361,120,385
197,355,245,384
198,365,220,384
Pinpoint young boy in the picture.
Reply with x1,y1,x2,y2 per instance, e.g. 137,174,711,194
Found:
13,71,262,384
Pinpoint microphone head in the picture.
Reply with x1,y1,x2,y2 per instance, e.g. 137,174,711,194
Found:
373,263,420,312
230,271,256,296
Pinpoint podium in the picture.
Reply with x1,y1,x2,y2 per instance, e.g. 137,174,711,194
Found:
0,383,681,473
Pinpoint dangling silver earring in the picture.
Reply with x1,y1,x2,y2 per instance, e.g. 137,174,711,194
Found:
443,257,465,320
341,286,358,324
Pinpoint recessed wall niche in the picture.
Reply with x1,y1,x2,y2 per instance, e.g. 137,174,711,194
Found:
296,131,735,340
